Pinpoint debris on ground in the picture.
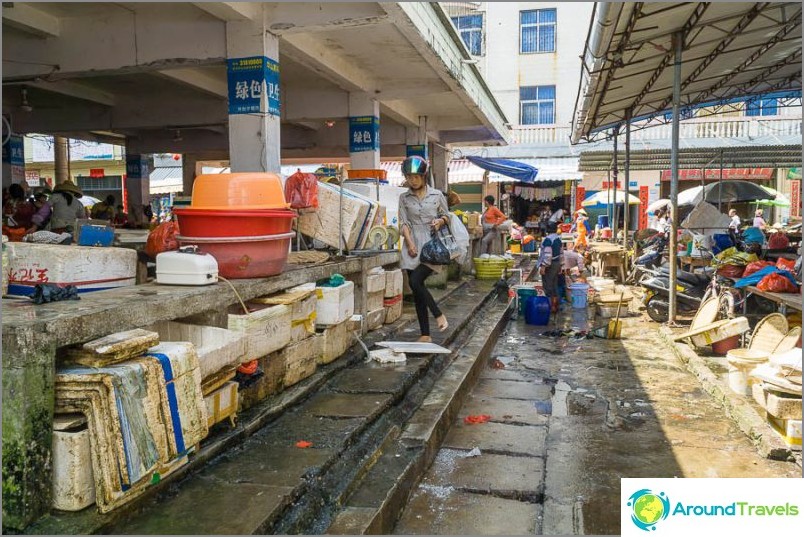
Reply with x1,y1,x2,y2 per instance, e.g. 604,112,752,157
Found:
464,447,482,458
463,414,491,425
295,440,313,448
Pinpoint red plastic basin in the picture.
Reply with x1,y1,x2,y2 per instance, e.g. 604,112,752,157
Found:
174,208,296,238
176,232,294,279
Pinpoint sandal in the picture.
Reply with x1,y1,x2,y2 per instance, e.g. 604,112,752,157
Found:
436,315,449,332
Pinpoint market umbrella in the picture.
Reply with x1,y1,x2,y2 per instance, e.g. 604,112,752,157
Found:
646,199,670,213
754,186,791,207
678,180,775,206
79,195,101,208
581,190,640,207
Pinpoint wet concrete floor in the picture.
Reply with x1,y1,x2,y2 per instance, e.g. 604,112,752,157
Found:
393,302,801,535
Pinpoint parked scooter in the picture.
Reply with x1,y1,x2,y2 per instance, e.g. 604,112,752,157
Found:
626,232,667,284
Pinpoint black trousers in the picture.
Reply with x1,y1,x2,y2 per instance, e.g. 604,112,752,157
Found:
407,265,443,337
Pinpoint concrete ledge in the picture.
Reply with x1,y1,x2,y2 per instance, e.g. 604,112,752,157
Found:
658,327,794,461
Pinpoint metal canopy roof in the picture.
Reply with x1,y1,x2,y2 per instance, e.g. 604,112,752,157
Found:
572,2,803,143
578,144,803,171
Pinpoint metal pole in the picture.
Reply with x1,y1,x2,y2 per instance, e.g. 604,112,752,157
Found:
718,148,724,212
624,112,631,247
612,126,619,242
668,32,683,324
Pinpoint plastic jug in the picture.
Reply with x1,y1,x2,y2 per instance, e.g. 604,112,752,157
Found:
525,295,551,326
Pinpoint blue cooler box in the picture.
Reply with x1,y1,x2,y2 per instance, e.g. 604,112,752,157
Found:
77,223,115,246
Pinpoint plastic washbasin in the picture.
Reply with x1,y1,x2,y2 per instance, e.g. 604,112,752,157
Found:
191,173,289,210
176,232,295,279
174,208,296,237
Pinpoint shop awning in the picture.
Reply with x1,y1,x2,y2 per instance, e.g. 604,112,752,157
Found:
572,2,802,143
466,156,538,183
380,159,488,187
488,157,582,182
149,167,183,195
578,145,803,171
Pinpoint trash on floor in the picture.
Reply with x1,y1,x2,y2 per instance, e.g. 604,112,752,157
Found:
376,341,452,354
295,440,313,448
464,447,482,458
463,414,491,425
370,348,407,363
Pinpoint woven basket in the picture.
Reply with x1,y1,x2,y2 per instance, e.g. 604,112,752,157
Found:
749,313,789,354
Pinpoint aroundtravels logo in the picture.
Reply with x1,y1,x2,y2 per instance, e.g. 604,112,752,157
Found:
627,489,671,531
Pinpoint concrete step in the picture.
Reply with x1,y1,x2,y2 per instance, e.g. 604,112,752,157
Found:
326,290,519,534
88,277,511,535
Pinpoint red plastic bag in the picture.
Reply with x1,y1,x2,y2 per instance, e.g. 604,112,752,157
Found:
716,264,745,279
776,258,796,271
144,221,180,258
757,272,799,293
768,232,790,250
743,260,774,277
284,170,319,210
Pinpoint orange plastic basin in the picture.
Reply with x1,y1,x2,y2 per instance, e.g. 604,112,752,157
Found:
191,173,289,210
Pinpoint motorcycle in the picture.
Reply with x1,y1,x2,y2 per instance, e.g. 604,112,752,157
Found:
639,245,740,323
626,232,667,284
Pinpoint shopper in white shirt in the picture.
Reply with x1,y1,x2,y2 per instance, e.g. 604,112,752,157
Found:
728,209,741,231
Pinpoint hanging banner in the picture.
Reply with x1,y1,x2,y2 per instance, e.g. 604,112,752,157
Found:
660,168,773,181
639,186,649,230
126,155,149,180
349,116,380,153
2,134,25,183
227,56,280,116
787,168,802,180
575,186,585,212
791,180,801,218
406,144,427,159
89,168,105,178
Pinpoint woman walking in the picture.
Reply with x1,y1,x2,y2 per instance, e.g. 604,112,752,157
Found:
398,156,450,342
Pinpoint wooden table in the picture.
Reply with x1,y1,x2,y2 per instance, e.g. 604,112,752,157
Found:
679,255,711,272
743,285,802,315
588,242,626,283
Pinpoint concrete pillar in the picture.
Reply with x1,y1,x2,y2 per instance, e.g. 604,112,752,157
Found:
430,142,448,193
348,93,380,170
182,153,198,195
226,12,281,173
125,153,151,226
54,136,69,185
405,126,428,159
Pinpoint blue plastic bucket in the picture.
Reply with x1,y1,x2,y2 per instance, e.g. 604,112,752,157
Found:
516,287,538,315
525,295,551,325
597,215,609,229
569,283,590,309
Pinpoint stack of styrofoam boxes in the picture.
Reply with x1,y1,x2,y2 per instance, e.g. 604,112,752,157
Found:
227,302,292,407
365,268,387,331
384,269,404,324
753,384,802,451
314,280,355,365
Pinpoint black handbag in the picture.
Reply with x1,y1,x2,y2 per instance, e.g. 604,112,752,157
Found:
420,229,452,265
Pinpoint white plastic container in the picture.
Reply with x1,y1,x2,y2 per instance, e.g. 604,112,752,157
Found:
315,281,355,326
156,248,218,286
690,317,750,348
6,242,137,296
52,414,96,511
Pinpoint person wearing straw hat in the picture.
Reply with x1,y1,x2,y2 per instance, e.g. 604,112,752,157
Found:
572,208,590,249
50,180,87,234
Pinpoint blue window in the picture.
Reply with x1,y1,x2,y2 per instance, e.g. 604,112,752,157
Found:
745,98,778,116
520,9,556,53
520,86,556,124
451,14,484,56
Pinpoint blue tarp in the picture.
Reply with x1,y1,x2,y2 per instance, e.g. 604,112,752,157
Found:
466,156,539,183
733,266,799,289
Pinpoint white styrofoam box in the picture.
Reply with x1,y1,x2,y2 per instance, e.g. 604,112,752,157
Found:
282,337,322,387
204,381,238,428
384,296,403,324
366,308,385,331
384,269,403,298
342,182,407,229
297,182,380,250
315,281,355,326
228,303,291,359
367,290,384,312
366,270,386,294
768,416,802,450
317,320,353,364
52,416,96,511
6,242,137,296
156,249,218,286
147,321,247,379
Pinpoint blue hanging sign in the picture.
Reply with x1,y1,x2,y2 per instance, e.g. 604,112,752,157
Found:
349,116,380,153
125,155,148,180
2,134,24,165
406,144,427,159
227,56,280,116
